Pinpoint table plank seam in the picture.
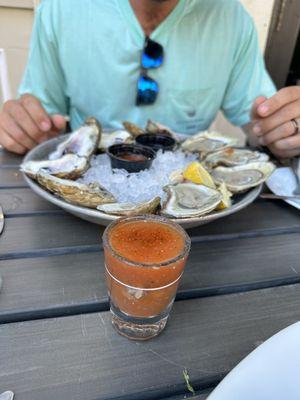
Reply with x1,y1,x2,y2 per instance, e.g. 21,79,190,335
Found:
161,388,213,400
4,210,67,218
0,244,101,261
176,276,300,301
1,229,300,261
1,280,300,325
0,164,21,169
190,227,300,243
0,185,28,189
105,377,221,400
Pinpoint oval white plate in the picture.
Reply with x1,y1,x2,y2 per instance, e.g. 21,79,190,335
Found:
22,135,262,228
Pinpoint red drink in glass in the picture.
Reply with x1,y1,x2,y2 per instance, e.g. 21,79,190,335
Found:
103,215,191,340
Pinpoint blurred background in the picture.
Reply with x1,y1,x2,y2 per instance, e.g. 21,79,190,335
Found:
0,0,299,142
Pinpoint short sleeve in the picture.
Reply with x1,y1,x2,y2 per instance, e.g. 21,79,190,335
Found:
221,16,276,127
18,2,69,115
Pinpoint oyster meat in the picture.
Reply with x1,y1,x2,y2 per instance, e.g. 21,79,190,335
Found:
161,183,222,218
122,121,145,137
146,120,179,141
169,169,185,185
21,154,89,180
181,131,239,154
37,171,116,209
123,120,179,141
211,162,276,193
98,130,133,151
50,117,101,160
205,147,269,168
97,197,161,216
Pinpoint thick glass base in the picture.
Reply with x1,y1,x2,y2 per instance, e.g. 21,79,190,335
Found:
110,304,169,340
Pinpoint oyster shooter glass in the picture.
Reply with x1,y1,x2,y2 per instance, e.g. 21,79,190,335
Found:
102,215,191,340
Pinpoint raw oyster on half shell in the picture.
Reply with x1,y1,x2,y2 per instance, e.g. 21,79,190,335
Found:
205,147,269,168
37,171,116,209
181,131,239,154
145,120,179,142
161,183,222,218
211,162,276,193
21,154,89,180
98,130,133,151
50,117,101,160
122,121,145,137
169,169,185,185
97,196,161,216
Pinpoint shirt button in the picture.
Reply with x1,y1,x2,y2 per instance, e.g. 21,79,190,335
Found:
187,109,196,117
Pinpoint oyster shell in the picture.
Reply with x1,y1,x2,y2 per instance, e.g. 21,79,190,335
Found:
216,183,233,210
181,131,239,154
37,171,116,209
97,197,161,216
161,183,222,218
169,169,185,185
21,154,88,180
122,121,145,137
205,147,269,168
98,130,133,151
50,117,101,160
211,162,276,193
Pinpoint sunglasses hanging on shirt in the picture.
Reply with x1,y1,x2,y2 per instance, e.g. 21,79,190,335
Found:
136,37,164,106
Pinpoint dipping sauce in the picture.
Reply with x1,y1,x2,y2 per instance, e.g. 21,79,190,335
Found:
110,220,185,264
107,144,156,173
103,217,190,318
118,153,149,162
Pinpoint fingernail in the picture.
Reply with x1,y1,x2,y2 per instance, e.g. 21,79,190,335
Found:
259,138,265,146
258,105,269,115
41,120,51,131
253,124,261,134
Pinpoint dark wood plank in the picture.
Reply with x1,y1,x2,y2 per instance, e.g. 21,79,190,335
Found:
0,168,27,188
165,391,211,400
0,214,101,258
1,234,300,323
180,232,300,294
0,252,106,322
0,201,299,259
0,148,22,166
188,200,300,239
1,285,300,400
0,188,60,215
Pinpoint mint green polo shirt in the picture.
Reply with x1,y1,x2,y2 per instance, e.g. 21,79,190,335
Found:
19,0,276,135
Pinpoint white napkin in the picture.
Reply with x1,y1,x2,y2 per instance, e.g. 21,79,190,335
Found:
266,166,300,210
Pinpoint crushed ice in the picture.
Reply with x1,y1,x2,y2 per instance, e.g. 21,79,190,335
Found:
79,150,197,204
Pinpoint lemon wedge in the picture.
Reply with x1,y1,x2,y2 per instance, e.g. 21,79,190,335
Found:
183,161,216,188
217,182,232,210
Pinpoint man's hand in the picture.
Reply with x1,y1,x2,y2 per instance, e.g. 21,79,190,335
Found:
0,94,66,154
251,87,300,159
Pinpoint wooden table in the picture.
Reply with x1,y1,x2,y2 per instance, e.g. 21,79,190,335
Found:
0,148,300,400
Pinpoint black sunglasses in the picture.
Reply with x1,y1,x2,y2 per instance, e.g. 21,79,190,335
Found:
136,37,164,106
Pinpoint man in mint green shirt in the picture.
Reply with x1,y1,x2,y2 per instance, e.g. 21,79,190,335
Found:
1,0,300,158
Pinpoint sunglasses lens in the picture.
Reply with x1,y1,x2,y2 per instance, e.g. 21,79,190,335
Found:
142,38,164,69
136,76,159,106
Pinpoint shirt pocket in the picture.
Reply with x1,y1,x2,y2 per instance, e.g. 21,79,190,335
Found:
166,87,218,134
